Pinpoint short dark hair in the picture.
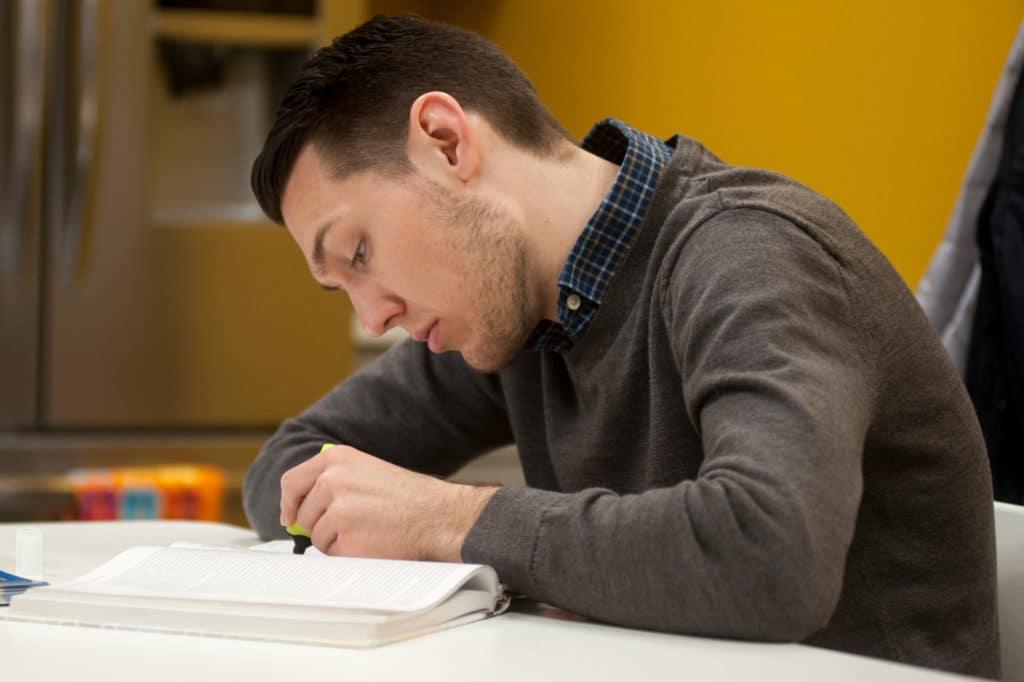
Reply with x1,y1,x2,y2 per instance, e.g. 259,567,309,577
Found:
251,14,572,224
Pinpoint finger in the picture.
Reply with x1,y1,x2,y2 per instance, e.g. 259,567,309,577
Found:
279,447,330,525
294,475,333,539
311,508,340,555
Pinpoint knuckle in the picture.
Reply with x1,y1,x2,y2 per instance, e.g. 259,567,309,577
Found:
326,499,349,522
324,458,357,487
319,467,343,489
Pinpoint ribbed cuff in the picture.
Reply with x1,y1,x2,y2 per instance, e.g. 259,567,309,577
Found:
460,485,563,595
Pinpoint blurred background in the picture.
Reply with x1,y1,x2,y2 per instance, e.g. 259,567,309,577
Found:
1,0,1021,526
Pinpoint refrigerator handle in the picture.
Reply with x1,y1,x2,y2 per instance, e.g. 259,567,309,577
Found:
60,0,101,284
1,0,46,283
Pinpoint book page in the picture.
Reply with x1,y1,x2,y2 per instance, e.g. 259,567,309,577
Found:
169,540,326,557
56,546,492,613
247,540,326,556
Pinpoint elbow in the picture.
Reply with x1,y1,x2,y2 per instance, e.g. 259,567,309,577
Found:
709,485,850,641
761,573,840,641
735,542,844,641
643,536,843,641
645,548,841,642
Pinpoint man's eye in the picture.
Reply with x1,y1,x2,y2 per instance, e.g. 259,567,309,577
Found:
351,239,367,267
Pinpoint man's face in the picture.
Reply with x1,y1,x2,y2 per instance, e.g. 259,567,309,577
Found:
281,144,536,372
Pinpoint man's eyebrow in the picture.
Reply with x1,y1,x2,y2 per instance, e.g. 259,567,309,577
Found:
311,220,335,280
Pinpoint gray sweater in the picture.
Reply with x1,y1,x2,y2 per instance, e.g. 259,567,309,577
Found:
244,135,999,677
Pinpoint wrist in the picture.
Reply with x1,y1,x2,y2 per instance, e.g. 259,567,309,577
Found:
431,482,499,562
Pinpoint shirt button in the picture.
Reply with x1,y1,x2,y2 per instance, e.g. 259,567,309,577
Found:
566,294,582,311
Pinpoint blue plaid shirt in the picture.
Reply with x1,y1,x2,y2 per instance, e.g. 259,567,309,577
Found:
526,119,674,353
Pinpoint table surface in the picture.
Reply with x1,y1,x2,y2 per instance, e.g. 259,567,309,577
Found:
0,521,974,682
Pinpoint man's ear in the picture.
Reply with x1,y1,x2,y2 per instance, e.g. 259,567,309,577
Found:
406,92,480,185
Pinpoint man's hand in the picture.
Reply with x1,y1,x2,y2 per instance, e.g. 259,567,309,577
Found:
279,445,498,562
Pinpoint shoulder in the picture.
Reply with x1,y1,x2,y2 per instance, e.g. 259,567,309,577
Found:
657,206,847,309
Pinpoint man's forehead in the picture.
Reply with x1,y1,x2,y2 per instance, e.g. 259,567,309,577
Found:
281,144,332,229
281,148,363,260
281,146,393,230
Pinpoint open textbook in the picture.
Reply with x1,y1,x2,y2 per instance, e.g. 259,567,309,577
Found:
1,544,508,647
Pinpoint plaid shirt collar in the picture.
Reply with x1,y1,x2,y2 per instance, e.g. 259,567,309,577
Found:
525,119,673,353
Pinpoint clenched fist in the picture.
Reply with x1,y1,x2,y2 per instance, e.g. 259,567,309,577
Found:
279,444,498,562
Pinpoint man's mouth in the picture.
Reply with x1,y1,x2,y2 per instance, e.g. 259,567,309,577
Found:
427,321,441,353
412,321,440,350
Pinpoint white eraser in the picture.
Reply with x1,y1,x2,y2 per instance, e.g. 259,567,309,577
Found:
16,528,43,580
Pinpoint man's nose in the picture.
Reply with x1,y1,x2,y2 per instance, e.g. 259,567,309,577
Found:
347,283,403,337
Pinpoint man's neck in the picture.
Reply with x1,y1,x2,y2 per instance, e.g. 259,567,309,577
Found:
510,142,620,322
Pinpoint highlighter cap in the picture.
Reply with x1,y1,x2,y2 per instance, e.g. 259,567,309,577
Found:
285,522,310,537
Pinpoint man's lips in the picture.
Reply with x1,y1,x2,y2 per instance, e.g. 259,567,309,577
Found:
427,321,441,353
411,321,437,343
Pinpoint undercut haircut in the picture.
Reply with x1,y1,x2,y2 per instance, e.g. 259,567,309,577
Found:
251,14,572,224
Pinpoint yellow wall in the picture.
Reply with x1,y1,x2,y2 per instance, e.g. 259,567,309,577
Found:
369,1,1022,286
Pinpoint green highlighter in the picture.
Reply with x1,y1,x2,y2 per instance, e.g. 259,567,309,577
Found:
286,521,312,555
285,443,335,555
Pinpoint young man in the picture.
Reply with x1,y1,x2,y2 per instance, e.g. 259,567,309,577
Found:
244,15,999,677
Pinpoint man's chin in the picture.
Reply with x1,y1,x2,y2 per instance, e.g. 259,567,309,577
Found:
459,345,519,374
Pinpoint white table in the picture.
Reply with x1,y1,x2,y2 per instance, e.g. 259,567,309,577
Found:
0,521,974,682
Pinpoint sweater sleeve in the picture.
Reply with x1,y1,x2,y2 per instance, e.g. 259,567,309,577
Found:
243,340,514,540
461,208,874,641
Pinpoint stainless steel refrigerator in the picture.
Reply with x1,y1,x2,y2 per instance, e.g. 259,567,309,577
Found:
0,0,353,518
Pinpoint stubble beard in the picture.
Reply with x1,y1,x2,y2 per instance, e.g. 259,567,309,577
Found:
429,186,534,373
466,219,532,373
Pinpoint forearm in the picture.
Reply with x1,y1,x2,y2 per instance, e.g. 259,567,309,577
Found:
463,474,853,640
